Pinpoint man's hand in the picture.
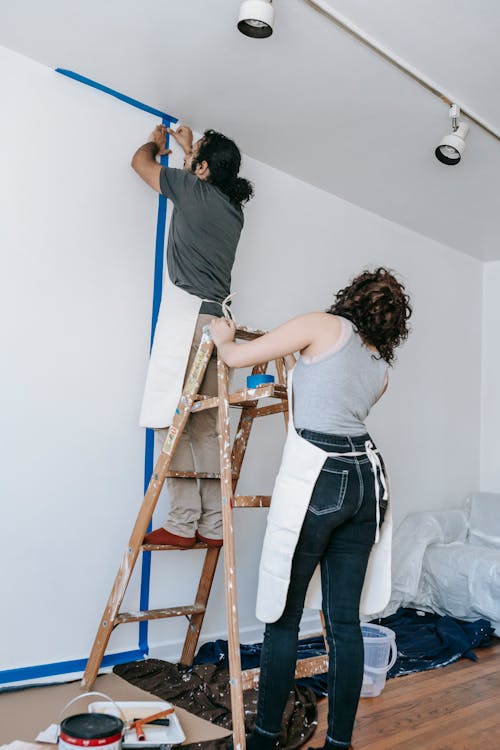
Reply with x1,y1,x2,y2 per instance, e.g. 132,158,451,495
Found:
167,125,194,155
149,125,172,156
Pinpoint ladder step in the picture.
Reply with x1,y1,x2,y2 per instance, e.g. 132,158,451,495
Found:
241,654,329,690
167,471,222,479
233,495,271,508
116,603,206,625
142,541,209,551
191,384,287,413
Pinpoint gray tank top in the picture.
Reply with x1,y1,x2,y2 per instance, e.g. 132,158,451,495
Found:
293,317,388,436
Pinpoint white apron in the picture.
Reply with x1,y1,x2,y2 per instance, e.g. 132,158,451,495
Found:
256,367,393,623
139,274,202,428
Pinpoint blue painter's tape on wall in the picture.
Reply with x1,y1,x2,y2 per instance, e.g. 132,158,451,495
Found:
55,69,178,123
139,120,172,655
50,69,177,668
0,649,145,685
247,374,275,388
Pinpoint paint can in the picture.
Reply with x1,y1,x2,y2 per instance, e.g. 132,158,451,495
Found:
59,692,125,750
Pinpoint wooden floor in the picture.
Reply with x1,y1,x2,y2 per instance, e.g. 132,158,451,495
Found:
310,637,500,750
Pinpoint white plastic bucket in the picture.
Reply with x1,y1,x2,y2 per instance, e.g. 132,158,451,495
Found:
360,623,397,697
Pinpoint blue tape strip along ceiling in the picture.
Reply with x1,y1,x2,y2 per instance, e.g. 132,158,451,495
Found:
2,70,177,685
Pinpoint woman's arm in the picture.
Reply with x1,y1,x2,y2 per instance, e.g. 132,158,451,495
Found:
210,314,321,369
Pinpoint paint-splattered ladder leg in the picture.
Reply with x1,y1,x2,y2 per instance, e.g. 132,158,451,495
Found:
82,333,214,689
230,361,268,488
180,546,221,666
274,357,289,430
217,355,246,750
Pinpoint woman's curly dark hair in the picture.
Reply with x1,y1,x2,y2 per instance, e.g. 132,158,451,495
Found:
327,267,412,365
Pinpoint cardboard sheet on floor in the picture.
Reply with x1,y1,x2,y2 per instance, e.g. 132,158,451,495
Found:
0,672,231,745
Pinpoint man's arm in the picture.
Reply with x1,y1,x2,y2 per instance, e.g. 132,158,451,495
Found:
131,140,164,192
131,124,194,193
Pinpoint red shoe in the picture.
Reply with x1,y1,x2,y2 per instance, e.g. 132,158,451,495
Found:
143,528,196,548
196,531,223,548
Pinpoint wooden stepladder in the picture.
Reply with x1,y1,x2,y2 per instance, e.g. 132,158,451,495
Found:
82,325,328,750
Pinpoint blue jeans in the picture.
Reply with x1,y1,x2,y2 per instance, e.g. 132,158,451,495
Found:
255,430,388,748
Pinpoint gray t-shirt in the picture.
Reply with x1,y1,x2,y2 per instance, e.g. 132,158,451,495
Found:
159,168,244,310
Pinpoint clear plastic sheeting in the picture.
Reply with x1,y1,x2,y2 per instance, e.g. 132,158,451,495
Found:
383,493,500,634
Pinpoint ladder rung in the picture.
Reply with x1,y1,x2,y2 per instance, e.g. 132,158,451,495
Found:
235,327,267,341
244,403,288,419
142,541,209,551
167,471,222,479
116,603,206,625
233,383,287,405
190,384,287,414
233,495,271,508
241,654,329,690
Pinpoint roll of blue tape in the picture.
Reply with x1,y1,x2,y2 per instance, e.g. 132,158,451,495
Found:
246,374,275,388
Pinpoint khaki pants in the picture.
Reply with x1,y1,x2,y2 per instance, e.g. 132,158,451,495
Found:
156,314,226,539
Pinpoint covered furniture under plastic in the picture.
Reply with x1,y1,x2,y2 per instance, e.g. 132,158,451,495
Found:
385,493,500,633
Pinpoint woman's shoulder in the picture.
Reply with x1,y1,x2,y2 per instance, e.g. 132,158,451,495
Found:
296,313,348,359
295,311,344,326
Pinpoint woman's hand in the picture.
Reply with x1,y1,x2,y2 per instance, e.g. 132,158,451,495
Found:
210,318,236,348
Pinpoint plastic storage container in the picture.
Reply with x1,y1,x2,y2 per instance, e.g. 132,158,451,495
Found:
360,623,397,697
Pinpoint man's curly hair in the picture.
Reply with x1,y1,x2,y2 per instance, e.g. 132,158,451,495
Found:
327,267,412,365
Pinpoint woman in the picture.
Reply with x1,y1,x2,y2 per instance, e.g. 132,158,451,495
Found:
211,267,412,750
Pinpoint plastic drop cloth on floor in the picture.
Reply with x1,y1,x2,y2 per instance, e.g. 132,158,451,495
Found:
113,658,317,750
382,493,500,634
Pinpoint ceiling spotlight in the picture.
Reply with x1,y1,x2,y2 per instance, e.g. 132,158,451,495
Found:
238,0,274,38
435,104,470,165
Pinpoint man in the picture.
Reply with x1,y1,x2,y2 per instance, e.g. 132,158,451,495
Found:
131,124,253,548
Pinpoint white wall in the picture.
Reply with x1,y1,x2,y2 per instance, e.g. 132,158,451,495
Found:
0,45,161,678
0,45,483,681
480,261,500,491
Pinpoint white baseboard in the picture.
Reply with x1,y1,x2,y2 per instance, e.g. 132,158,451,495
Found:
148,613,323,663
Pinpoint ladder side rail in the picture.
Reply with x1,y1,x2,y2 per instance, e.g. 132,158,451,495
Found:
274,357,289,430
180,546,221,665
217,354,247,750
82,334,214,689
230,362,268,488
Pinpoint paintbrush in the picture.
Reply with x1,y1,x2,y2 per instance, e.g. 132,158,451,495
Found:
129,708,175,741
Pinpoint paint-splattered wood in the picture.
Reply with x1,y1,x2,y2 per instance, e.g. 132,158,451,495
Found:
217,354,246,750
230,362,268,489
141,541,209,551
242,655,330,690
166,470,223,479
180,547,221,666
233,495,271,508
274,357,289,430
235,327,267,340
116,603,205,625
243,403,288,419
190,383,287,413
81,331,215,690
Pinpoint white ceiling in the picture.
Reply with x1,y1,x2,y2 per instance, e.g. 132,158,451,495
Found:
1,0,499,260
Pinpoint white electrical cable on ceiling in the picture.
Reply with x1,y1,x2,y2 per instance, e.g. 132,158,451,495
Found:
304,0,500,142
